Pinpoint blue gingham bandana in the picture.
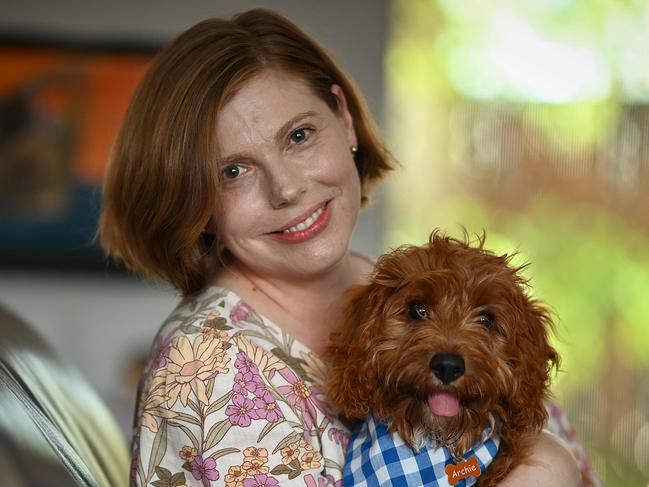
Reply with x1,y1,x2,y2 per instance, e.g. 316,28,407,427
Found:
344,414,500,486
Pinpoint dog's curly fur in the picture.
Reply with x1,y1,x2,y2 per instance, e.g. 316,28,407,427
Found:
326,231,559,486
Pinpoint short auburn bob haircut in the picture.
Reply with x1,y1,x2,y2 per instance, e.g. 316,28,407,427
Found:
99,8,394,296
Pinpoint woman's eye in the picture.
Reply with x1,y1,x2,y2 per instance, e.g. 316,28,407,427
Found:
407,303,429,320
220,164,247,181
477,311,494,328
289,127,312,145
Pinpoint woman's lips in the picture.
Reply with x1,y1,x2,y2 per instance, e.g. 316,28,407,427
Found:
270,201,331,243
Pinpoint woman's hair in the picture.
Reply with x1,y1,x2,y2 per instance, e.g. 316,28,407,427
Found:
99,8,394,296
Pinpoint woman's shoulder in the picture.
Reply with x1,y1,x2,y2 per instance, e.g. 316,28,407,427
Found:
139,286,248,384
143,285,327,392
156,286,241,337
152,285,277,346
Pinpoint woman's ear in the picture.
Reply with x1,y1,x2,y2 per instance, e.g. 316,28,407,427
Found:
330,84,357,148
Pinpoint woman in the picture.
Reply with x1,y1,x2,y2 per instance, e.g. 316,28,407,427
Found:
100,9,592,486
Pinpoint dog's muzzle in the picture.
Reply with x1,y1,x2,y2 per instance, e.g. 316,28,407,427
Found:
430,353,465,384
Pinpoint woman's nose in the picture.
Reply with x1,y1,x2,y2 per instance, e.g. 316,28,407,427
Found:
268,160,307,208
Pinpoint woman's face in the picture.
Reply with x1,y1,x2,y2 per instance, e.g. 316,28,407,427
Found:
214,70,361,280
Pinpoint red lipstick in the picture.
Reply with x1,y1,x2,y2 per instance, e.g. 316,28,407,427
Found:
270,201,331,243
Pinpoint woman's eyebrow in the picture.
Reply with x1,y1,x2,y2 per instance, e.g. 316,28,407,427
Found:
220,152,248,167
274,111,318,145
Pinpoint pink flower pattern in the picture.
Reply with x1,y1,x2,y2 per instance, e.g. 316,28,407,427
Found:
304,473,343,487
277,367,327,431
226,352,283,428
253,389,284,423
230,300,254,326
327,427,350,450
191,456,220,487
148,332,175,370
235,351,258,373
233,370,264,395
225,394,260,427
243,474,280,487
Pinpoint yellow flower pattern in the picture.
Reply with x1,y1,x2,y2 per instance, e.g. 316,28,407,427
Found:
300,451,323,470
224,465,246,487
138,369,177,433
165,334,231,407
280,442,300,465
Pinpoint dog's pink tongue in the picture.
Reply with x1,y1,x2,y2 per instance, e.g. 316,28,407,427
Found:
427,393,460,417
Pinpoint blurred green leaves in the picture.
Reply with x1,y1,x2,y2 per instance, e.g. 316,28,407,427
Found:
388,0,649,103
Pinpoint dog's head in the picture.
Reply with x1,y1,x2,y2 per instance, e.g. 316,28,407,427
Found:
326,231,559,452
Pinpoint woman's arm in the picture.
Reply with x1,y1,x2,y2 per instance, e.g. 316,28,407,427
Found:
543,401,599,486
499,431,583,487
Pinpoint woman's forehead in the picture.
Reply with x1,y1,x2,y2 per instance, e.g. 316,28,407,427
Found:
215,70,331,150
219,70,327,124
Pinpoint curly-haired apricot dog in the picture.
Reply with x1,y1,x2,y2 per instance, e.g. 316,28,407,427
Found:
326,232,559,486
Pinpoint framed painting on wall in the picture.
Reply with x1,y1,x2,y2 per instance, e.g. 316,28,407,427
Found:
0,39,156,271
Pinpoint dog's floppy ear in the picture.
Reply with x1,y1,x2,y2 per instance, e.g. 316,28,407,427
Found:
506,297,559,432
325,282,389,419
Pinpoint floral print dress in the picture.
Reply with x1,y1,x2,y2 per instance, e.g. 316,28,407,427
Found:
131,286,349,487
131,286,599,487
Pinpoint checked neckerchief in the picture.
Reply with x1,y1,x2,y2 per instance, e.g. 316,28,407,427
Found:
343,414,500,486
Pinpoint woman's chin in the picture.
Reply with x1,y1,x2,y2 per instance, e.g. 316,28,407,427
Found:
282,243,351,279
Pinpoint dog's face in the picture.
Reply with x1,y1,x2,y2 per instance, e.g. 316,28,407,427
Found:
326,233,558,453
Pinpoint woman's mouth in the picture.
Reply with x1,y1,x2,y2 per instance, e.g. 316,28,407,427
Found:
271,201,331,242
282,205,325,233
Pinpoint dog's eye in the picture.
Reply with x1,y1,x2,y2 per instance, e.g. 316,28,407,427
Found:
477,311,494,328
408,303,429,320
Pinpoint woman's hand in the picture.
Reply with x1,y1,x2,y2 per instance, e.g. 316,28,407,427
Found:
499,431,583,487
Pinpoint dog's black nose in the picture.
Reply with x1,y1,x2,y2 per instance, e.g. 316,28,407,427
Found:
430,353,465,384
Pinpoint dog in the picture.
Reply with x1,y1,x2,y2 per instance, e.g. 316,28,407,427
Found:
326,231,559,486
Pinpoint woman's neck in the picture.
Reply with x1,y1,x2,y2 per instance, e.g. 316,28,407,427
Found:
213,253,372,354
